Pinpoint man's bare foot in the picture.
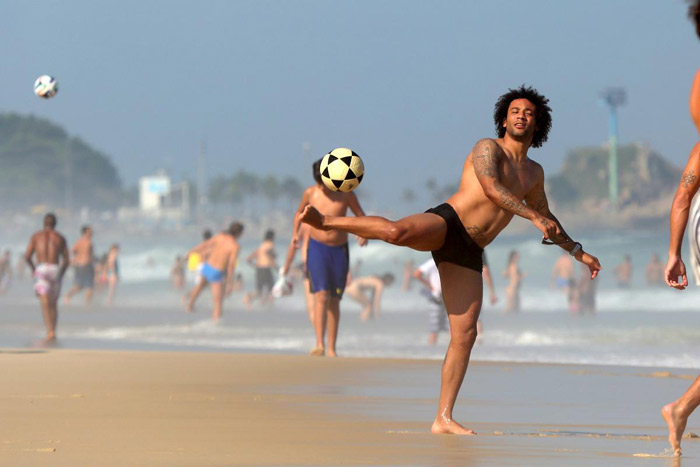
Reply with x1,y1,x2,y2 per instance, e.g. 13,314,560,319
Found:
310,346,325,356
662,402,685,457
431,416,476,435
300,205,327,231
360,305,373,322
326,349,337,357
36,335,57,348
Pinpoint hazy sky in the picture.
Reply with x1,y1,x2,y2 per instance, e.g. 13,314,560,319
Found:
1,0,697,208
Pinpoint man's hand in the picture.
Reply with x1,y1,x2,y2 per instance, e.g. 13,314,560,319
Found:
577,252,601,279
357,236,368,247
532,215,562,241
665,256,688,290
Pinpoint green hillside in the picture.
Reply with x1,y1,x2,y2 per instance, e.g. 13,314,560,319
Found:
0,113,122,210
547,144,680,208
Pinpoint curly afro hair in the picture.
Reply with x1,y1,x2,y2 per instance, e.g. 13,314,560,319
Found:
493,85,552,148
689,0,700,39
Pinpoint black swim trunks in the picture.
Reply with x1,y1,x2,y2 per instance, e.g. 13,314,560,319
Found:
425,203,484,273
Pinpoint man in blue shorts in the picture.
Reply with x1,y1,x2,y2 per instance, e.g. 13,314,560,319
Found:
291,159,368,356
186,222,244,321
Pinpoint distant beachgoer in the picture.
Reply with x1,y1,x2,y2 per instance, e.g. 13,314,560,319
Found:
661,2,700,457
416,253,495,345
106,244,120,306
551,250,575,309
645,253,665,286
186,222,244,321
573,263,597,314
345,273,395,321
401,259,415,292
280,222,314,325
414,259,446,345
170,255,186,290
64,225,95,306
24,213,70,345
300,87,601,434
292,159,368,357
482,252,498,306
15,255,27,282
231,273,243,292
0,250,12,294
613,255,632,288
502,250,524,312
243,229,277,308
94,253,107,294
183,229,214,308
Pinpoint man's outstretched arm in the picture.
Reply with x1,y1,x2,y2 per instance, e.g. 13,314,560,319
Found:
666,141,700,289
471,139,561,240
523,170,601,279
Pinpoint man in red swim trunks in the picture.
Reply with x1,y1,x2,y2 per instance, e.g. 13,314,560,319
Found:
25,213,70,345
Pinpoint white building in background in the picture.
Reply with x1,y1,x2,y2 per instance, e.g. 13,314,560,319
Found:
139,174,171,212
118,171,191,223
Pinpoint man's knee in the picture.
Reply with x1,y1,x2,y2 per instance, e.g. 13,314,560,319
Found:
385,223,408,246
450,324,478,349
315,290,330,305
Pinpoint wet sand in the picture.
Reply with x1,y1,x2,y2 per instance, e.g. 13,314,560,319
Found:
0,349,696,466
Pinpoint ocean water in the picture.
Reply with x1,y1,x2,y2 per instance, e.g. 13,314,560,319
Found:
2,228,700,370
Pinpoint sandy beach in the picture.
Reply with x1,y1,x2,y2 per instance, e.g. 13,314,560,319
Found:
0,349,695,466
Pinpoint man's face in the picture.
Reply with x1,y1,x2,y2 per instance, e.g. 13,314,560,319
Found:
503,98,537,140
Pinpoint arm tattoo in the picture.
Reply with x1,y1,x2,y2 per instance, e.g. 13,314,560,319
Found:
682,170,697,188
525,190,548,214
495,184,528,216
472,141,499,179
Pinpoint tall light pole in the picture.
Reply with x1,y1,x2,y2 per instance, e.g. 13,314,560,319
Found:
197,139,206,224
600,87,626,205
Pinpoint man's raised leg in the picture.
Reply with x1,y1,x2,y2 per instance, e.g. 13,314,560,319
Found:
300,206,446,251
662,376,700,456
431,262,483,435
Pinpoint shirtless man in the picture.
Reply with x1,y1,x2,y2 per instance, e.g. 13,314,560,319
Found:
344,273,394,321
64,225,95,306
661,2,700,457
502,250,524,313
25,213,70,344
186,222,244,321
0,250,12,294
645,253,665,286
244,229,277,307
300,86,601,433
105,244,120,306
550,250,575,310
613,254,632,288
293,159,367,357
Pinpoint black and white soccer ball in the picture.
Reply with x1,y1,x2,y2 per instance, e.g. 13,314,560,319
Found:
34,75,58,99
319,148,364,193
